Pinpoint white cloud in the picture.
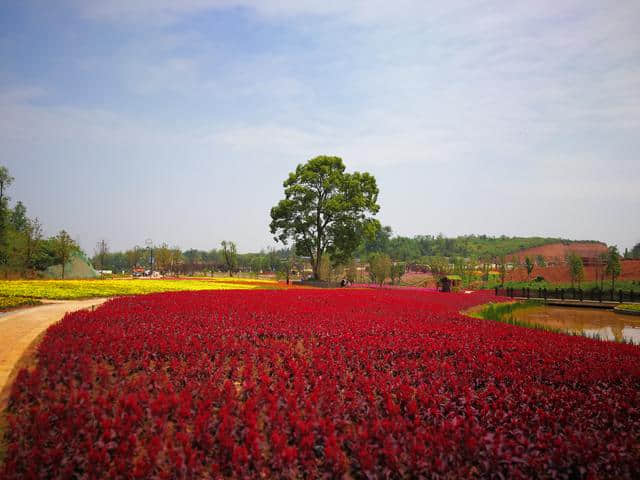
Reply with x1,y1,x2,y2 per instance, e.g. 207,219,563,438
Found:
4,1,640,250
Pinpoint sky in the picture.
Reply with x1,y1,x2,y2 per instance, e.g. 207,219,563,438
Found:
2,0,639,254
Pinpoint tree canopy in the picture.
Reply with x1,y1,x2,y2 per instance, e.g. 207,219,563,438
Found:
566,252,584,288
605,246,621,290
221,240,238,276
270,156,380,279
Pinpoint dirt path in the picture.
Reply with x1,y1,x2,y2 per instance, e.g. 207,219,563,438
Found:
0,298,108,406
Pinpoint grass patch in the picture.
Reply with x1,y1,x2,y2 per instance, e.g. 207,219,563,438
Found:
471,300,580,336
614,303,640,315
468,300,541,321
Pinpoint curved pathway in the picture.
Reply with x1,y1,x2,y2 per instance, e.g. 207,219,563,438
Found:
0,298,108,405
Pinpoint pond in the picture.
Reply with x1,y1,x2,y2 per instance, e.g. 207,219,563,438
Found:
511,305,640,344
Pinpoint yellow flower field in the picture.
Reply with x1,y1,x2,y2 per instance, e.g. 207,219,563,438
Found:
0,296,42,310
0,277,282,300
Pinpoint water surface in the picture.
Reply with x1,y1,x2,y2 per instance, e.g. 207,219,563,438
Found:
512,305,640,344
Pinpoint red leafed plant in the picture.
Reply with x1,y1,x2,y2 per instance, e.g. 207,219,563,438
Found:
2,289,640,478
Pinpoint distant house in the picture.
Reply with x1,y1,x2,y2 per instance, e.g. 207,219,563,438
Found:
132,267,145,277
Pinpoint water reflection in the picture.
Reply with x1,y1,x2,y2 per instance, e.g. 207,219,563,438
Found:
511,306,640,344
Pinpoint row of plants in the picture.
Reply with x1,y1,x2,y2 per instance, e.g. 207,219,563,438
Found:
3,289,640,478
0,278,282,300
495,279,640,293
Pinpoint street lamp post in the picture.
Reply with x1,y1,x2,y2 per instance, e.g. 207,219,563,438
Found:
145,239,153,275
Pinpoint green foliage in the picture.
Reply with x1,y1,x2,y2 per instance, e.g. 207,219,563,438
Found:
390,262,406,285
93,239,109,271
346,259,358,283
631,242,640,260
53,230,77,279
494,278,640,293
275,251,298,283
471,301,573,336
369,252,391,286
472,300,542,322
524,256,534,279
10,201,28,232
605,246,622,290
361,225,392,254
427,256,451,279
566,252,584,288
221,240,238,276
0,166,84,277
270,156,380,279
496,254,507,286
0,166,14,267
125,248,144,269
473,300,638,343
357,231,586,262
615,304,640,313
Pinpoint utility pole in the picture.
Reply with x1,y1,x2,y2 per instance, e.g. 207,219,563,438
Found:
145,238,153,275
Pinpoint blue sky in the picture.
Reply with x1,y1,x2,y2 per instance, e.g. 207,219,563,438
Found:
2,0,639,253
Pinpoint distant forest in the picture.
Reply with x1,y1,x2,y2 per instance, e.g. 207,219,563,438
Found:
93,228,612,275
2,163,637,278
354,227,602,262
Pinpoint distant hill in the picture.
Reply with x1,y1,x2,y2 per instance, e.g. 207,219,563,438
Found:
359,232,605,261
451,236,605,258
507,242,608,263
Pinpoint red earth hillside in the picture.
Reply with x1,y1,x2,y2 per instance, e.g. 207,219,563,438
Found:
505,242,640,283
507,259,640,283
508,242,608,265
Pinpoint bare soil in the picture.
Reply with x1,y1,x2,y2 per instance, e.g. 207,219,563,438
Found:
508,242,608,262
507,260,640,283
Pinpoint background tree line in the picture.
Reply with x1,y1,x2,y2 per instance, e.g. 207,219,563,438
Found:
0,166,81,278
91,241,298,277
356,226,611,263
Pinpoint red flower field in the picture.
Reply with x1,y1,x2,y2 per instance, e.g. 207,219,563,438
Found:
3,289,640,478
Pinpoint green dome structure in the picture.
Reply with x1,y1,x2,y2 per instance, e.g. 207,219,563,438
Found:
44,251,99,279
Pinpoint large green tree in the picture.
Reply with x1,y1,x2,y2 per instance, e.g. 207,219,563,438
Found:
221,240,238,276
270,156,380,279
53,230,76,279
0,166,15,267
